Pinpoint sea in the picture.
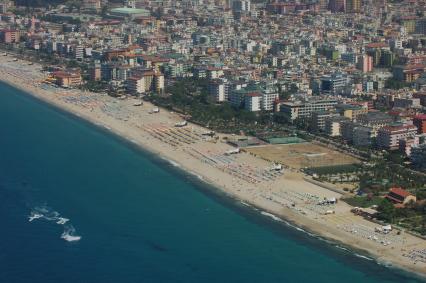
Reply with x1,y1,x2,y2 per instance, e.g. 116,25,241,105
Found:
0,81,424,283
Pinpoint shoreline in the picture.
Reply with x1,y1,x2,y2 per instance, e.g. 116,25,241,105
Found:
1,58,426,279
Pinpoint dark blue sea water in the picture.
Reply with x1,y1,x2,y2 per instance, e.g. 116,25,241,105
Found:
0,82,424,283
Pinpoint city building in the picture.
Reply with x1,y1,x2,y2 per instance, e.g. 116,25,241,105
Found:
126,76,146,94
325,116,349,137
411,144,426,170
335,104,368,121
52,71,82,88
393,64,425,82
208,79,227,102
280,98,338,122
346,0,361,13
329,0,345,13
340,120,356,142
377,124,418,150
413,114,426,134
0,29,19,43
385,187,417,206
393,97,421,109
352,126,374,147
356,112,393,135
245,92,262,112
321,73,348,95
261,84,279,111
357,55,373,73
109,7,150,20
90,63,102,81
311,111,334,132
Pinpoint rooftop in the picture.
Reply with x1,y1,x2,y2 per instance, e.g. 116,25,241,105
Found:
110,8,150,15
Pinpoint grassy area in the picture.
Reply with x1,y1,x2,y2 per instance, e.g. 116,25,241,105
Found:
307,164,360,176
344,196,383,208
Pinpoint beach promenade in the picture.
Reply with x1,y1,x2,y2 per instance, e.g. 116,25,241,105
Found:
1,56,425,277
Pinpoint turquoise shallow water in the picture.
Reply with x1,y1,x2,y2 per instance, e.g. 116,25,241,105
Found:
0,82,424,283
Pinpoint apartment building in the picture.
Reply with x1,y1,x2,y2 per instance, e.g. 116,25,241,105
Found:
208,79,227,102
52,71,82,88
311,111,334,132
353,126,374,147
280,98,338,122
413,114,426,134
377,124,418,150
245,93,262,112
0,29,19,43
325,116,349,137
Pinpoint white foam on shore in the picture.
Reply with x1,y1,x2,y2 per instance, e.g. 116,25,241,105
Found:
188,170,204,181
163,157,181,168
335,245,350,252
285,221,311,235
240,201,251,207
258,210,376,264
354,253,374,261
169,160,180,167
261,211,283,222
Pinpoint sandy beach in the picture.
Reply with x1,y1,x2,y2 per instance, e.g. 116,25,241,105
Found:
1,55,425,277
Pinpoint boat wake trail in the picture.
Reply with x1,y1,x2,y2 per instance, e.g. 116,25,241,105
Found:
61,225,81,242
28,205,81,242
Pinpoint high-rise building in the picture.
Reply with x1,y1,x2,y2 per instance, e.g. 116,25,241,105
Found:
320,73,348,95
329,0,345,13
208,79,227,102
232,0,251,12
346,0,360,13
357,55,373,73
90,63,102,81
318,0,329,11
83,0,102,12
413,114,426,134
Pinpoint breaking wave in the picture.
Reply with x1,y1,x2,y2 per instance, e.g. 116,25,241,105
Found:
258,210,378,266
28,205,81,242
261,211,283,222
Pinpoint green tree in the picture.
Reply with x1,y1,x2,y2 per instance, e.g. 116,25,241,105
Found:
377,199,396,223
